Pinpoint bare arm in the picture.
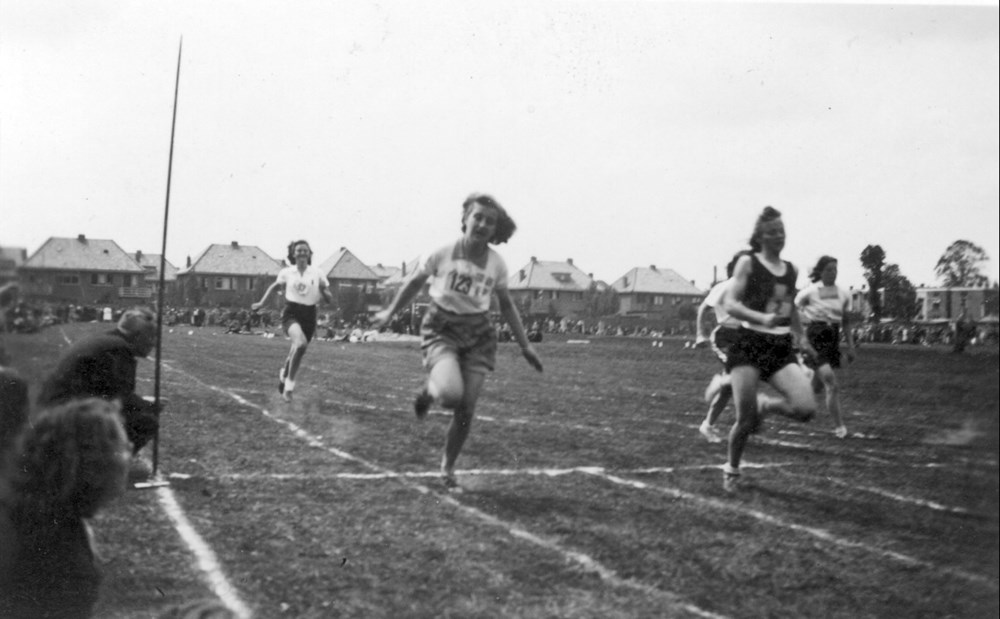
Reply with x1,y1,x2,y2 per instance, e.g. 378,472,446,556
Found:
319,278,334,305
251,280,283,311
497,287,542,372
694,297,713,346
371,272,430,329
841,295,856,362
723,255,778,328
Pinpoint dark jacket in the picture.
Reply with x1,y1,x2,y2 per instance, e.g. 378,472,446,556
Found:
37,330,157,452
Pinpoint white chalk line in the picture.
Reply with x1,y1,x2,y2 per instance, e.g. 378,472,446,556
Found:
155,486,254,619
185,374,995,524
586,469,998,590
180,462,795,482
166,365,725,619
64,329,999,600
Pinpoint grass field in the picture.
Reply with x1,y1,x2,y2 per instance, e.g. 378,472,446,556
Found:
5,322,999,618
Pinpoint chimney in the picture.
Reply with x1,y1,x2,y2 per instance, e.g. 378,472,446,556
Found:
186,256,191,267
650,264,656,271
135,250,143,262
567,258,573,265
231,241,239,248
519,269,526,282
77,234,86,243
691,280,695,286
401,261,407,276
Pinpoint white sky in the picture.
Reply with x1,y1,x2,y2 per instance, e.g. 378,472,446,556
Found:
2,0,998,291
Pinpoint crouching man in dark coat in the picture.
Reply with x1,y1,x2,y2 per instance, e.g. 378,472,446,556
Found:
37,307,162,460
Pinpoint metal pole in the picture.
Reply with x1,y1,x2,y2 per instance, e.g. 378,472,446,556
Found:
152,38,183,478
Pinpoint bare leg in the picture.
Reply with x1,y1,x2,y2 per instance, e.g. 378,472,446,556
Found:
441,369,487,482
700,374,731,443
283,323,309,401
815,363,847,436
727,365,761,472
765,363,818,423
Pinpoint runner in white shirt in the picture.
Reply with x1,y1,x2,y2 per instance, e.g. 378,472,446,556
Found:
252,240,333,402
372,193,542,492
795,255,856,438
694,250,751,443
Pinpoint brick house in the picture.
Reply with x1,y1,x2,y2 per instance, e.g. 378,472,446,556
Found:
916,286,999,322
175,242,282,307
318,247,381,322
0,245,27,285
18,235,150,305
507,257,594,319
132,250,179,302
611,265,704,322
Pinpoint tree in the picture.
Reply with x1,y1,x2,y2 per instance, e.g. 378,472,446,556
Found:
582,283,619,319
882,264,919,321
935,240,990,287
860,245,886,323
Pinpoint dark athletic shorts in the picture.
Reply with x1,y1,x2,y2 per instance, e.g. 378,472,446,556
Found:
281,301,318,342
710,325,742,368
421,303,497,375
806,323,841,369
726,328,797,381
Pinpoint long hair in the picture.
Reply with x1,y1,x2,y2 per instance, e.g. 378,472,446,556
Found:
748,206,782,252
461,193,517,245
810,255,838,283
287,240,312,265
7,398,130,521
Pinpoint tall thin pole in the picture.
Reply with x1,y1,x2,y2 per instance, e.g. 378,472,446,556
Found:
153,38,183,477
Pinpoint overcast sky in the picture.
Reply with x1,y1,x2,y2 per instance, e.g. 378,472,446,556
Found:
2,0,998,291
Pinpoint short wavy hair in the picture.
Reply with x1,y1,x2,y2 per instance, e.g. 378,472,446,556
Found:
461,193,516,245
748,206,782,252
7,398,130,521
809,255,838,283
287,240,312,265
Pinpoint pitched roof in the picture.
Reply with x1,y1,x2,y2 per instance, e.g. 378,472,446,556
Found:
22,236,145,273
0,246,27,266
381,258,420,287
180,242,282,276
319,247,380,281
508,259,593,291
611,266,704,295
368,263,402,282
131,251,179,281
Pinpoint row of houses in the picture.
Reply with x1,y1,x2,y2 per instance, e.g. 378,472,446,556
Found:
5,236,995,325
2,235,706,324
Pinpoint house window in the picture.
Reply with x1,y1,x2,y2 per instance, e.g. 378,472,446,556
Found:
551,290,559,300
215,277,235,290
552,273,573,284
56,274,80,285
200,277,208,290
654,295,664,305
248,277,255,291
91,273,112,285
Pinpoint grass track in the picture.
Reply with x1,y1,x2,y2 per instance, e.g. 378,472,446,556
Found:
4,323,998,618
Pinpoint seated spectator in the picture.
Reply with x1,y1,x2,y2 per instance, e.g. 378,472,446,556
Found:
0,398,132,619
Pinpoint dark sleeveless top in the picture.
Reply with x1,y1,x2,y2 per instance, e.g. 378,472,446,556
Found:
743,254,797,331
